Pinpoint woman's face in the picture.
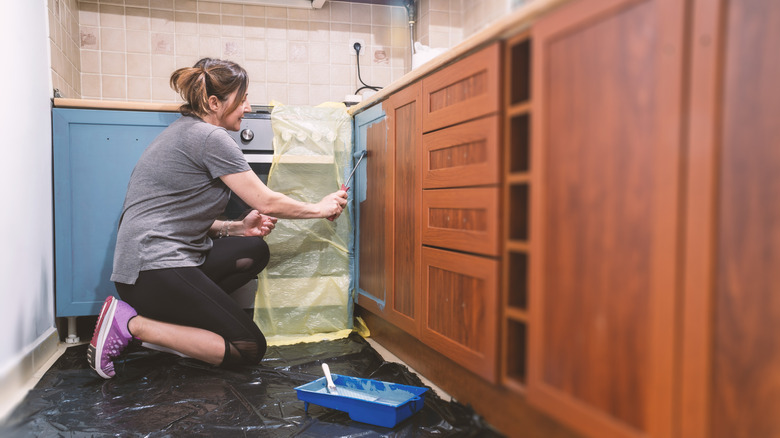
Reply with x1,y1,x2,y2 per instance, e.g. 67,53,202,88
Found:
217,89,251,131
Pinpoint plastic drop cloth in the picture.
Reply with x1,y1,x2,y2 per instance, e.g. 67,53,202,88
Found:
254,103,355,344
1,334,503,437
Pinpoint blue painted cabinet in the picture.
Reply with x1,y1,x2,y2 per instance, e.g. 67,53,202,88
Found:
352,103,389,313
52,108,179,317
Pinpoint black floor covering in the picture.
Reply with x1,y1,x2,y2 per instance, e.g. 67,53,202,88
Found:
1,333,502,437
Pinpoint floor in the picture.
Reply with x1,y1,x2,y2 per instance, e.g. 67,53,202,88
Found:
0,336,451,425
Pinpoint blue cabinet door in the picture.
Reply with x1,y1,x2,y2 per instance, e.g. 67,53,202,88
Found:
352,103,389,311
52,108,180,317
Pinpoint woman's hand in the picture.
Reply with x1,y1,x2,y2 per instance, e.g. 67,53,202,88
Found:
242,210,278,237
319,190,348,220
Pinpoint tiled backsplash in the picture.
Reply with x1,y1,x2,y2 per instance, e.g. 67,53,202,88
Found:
48,0,531,106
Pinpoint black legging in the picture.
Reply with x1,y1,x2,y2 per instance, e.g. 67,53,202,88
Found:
115,236,270,366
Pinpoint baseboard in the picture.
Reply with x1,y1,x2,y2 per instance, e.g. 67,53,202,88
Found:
0,327,60,422
358,308,583,438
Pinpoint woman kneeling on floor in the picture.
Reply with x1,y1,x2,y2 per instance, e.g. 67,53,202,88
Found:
87,58,348,379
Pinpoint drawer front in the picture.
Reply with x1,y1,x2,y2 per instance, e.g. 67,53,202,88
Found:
422,187,500,256
422,43,501,133
422,115,500,189
421,246,499,382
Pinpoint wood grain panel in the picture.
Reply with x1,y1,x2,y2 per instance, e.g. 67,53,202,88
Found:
357,116,388,310
390,85,422,328
529,0,685,436
420,247,499,382
422,188,500,256
712,1,780,437
422,43,501,132
422,115,500,188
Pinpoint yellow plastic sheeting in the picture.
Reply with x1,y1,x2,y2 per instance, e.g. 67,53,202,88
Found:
254,103,354,344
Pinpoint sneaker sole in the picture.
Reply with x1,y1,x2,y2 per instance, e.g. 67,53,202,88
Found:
88,296,118,379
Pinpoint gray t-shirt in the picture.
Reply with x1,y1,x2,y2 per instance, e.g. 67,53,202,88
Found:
111,115,251,284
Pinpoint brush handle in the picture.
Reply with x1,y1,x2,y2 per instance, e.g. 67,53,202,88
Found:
322,363,336,392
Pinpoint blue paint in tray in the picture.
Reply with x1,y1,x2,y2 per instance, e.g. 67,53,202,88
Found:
295,374,428,428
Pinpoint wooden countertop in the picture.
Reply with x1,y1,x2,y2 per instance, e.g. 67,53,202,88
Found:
53,0,567,115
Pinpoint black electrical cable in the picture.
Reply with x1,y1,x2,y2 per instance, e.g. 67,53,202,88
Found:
353,42,381,95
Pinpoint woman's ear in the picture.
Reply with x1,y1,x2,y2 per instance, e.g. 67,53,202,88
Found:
207,95,221,112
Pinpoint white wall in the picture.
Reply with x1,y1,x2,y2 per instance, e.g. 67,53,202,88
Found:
0,0,57,411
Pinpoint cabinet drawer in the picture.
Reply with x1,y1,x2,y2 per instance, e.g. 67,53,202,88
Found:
422,187,500,256
422,43,501,133
422,115,500,189
421,246,499,382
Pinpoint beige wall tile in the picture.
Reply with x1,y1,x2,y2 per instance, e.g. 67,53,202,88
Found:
309,85,331,105
151,0,173,11
80,27,99,49
243,5,265,18
175,34,198,56
151,54,174,77
265,7,286,19
99,4,125,28
81,50,100,73
222,38,244,60
126,53,150,76
352,4,370,24
126,30,151,53
198,13,220,36
198,1,220,15
287,8,309,21
152,76,178,101
288,42,308,63
221,3,243,16
174,12,197,34
289,64,309,84
244,17,266,39
222,15,243,38
266,61,288,83
126,7,149,31
150,9,175,32
288,20,308,42
100,27,125,52
330,2,350,23
102,75,126,99
151,32,173,55
287,84,309,105
372,5,391,26
309,65,330,85
176,0,197,13
266,82,288,103
266,39,287,62
126,0,150,7
198,35,221,58
81,73,101,98
243,60,266,82
79,2,99,26
101,51,125,75
310,42,329,64
245,39,266,61
127,76,151,100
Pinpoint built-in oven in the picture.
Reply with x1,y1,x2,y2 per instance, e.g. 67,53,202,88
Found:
224,105,274,219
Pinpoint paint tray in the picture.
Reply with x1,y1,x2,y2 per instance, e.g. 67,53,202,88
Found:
295,373,428,428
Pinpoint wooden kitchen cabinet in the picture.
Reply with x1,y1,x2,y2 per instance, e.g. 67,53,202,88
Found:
354,83,422,336
527,0,686,436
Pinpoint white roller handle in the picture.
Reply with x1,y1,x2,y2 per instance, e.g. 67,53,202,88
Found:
322,363,337,394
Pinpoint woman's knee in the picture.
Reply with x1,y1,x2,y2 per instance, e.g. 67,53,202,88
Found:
236,237,270,274
226,333,267,365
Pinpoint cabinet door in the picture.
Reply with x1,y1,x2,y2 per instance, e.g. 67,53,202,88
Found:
385,83,423,335
354,103,391,314
53,109,179,316
420,247,499,382
528,0,686,437
681,1,780,437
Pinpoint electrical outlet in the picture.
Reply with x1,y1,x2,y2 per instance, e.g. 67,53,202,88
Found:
348,38,365,55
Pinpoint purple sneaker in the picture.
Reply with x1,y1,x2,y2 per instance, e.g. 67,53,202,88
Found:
87,296,138,379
